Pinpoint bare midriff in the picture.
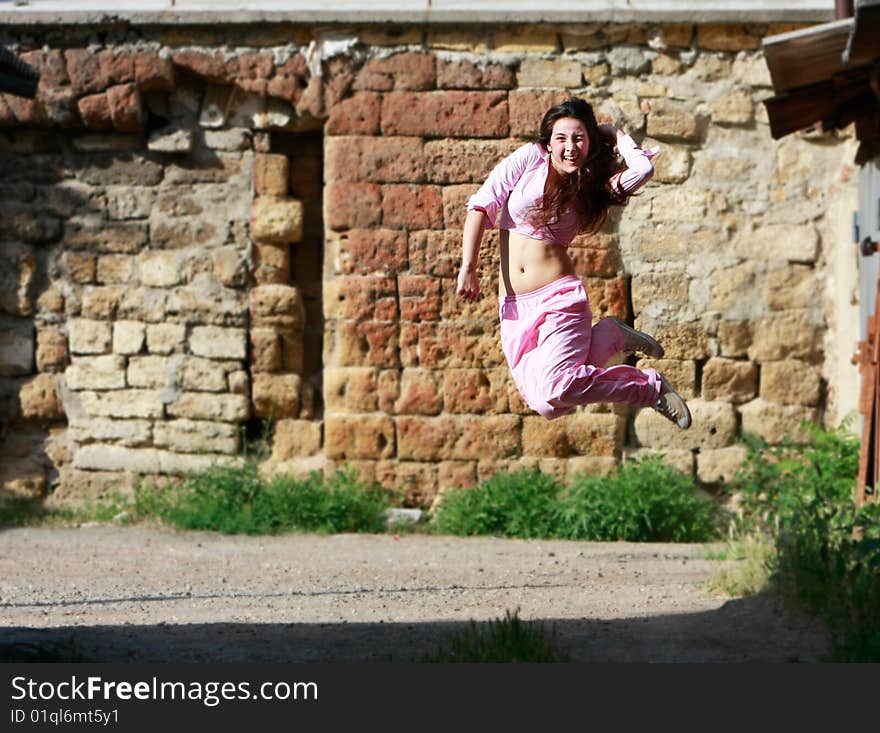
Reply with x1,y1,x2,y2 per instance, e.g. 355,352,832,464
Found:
499,229,577,297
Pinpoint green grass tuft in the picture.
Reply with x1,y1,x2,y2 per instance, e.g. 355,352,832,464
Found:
419,609,570,663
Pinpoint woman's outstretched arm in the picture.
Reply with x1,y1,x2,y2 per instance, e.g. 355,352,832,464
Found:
456,208,487,301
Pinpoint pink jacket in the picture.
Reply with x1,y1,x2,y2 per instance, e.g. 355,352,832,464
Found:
466,134,655,246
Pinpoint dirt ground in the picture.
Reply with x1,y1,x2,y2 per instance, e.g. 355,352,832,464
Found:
0,524,832,663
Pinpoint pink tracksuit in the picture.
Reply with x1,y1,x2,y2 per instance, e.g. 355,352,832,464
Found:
467,136,661,419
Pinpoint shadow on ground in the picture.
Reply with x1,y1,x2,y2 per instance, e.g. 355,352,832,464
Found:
0,592,830,663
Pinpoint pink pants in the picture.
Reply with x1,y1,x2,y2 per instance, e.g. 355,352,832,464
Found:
500,275,661,420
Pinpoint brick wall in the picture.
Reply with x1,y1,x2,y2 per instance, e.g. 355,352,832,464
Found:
0,21,859,507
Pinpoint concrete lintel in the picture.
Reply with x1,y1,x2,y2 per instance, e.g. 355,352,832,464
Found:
0,1,836,27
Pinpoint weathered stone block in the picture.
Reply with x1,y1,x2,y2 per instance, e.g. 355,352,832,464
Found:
325,415,395,459
77,389,165,419
650,188,707,222
126,355,173,390
762,265,816,311
494,26,558,52
354,52,436,92
381,91,508,138
250,328,282,373
63,252,97,284
66,355,127,390
251,197,304,244
442,368,507,415
522,412,624,458
390,368,443,415
146,323,186,354
702,357,758,403
67,416,151,446
636,358,697,400
749,311,822,362
711,91,753,125
110,321,144,356
324,367,380,413
18,373,63,421
166,392,250,422
36,329,68,373
739,398,819,444
324,277,398,322
139,250,184,288
382,184,444,230
250,284,305,331
189,325,247,360
153,419,240,454
158,451,240,475
718,321,753,358
326,92,382,135
326,229,409,276
697,445,749,485
271,418,323,460
645,100,699,141
0,323,34,377
645,322,710,360
324,182,383,230
211,247,248,288
252,372,302,419
517,58,582,88
252,242,290,285
634,399,737,451
760,360,822,406
696,24,760,51
735,223,818,262
68,318,112,355
73,444,160,473
508,89,571,138
396,415,520,461
437,58,513,90
324,321,401,368
325,136,425,184
253,153,289,196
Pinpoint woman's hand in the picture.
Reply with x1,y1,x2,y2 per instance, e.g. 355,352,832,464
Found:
456,267,480,301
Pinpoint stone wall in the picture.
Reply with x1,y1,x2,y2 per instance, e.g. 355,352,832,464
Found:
0,20,860,508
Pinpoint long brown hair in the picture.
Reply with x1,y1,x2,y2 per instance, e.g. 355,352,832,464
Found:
537,97,629,234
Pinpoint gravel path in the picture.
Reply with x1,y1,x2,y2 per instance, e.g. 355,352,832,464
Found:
0,524,831,663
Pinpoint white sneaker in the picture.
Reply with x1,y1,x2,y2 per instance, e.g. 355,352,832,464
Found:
653,373,691,430
608,317,664,358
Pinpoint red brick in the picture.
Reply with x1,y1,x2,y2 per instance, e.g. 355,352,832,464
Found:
171,50,232,83
437,59,515,90
107,84,144,133
328,229,409,275
509,90,574,138
381,91,508,138
382,184,444,230
134,52,175,92
325,182,382,230
326,276,398,321
267,53,309,103
323,56,356,109
21,49,68,88
325,136,425,183
98,50,135,86
6,96,46,127
326,92,381,135
399,275,441,322
354,52,436,92
77,93,113,131
234,52,275,85
64,49,108,95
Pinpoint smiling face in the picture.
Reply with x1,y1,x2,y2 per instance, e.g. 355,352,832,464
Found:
547,117,590,176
